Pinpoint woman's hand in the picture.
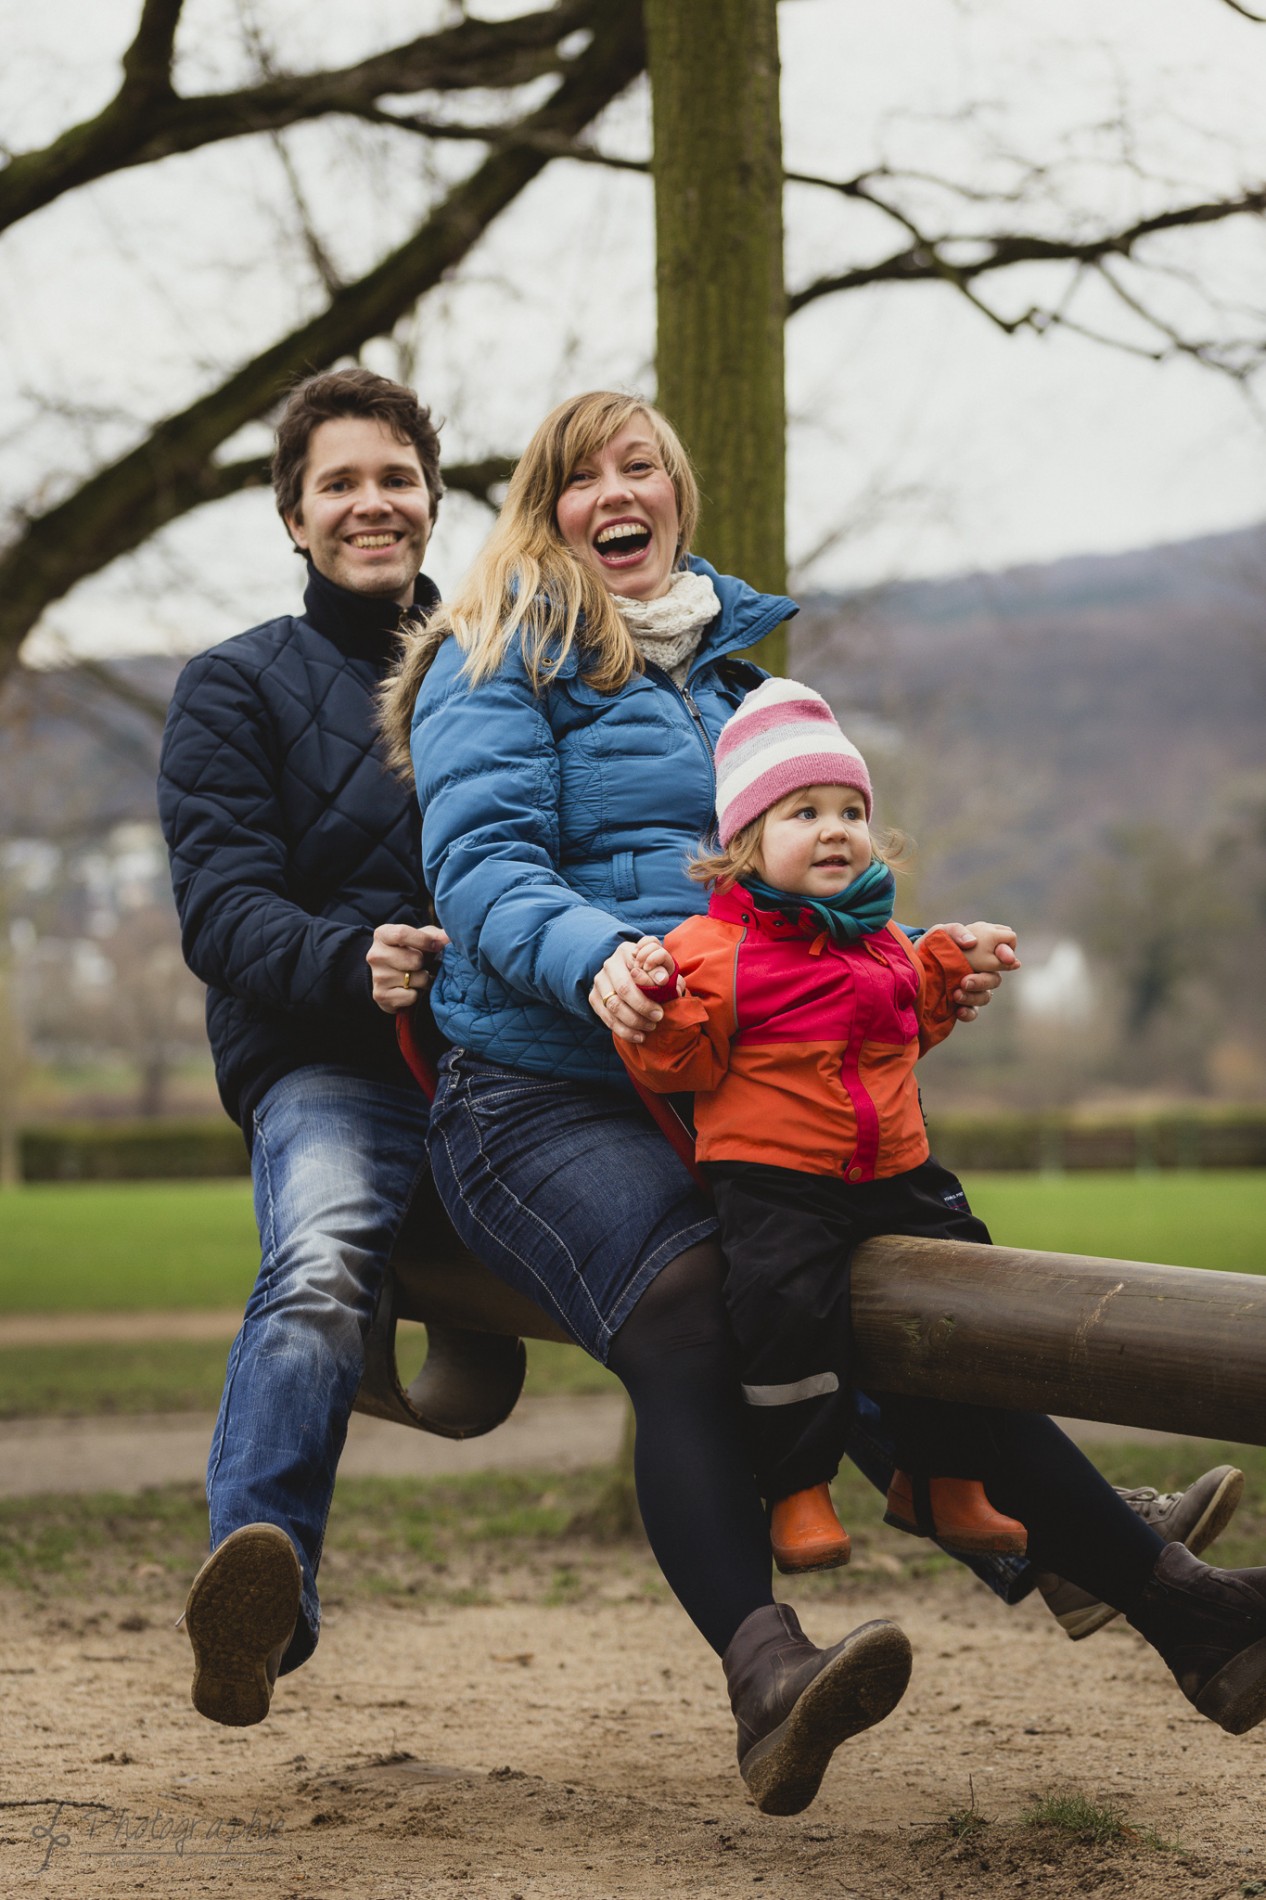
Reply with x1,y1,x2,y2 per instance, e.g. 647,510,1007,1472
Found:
367,922,449,1016
938,921,1019,1022
589,937,675,1043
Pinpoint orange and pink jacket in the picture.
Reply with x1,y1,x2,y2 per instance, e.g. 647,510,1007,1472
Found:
618,885,973,1182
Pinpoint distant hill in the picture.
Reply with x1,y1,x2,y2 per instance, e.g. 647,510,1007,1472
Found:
790,522,1266,928
3,523,1263,944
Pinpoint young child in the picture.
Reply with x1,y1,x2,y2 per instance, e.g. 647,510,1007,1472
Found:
618,677,1024,1575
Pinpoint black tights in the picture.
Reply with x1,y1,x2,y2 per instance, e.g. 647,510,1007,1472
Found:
608,1244,1166,1658
607,1242,773,1656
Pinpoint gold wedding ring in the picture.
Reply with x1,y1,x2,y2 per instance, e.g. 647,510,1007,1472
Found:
402,969,412,991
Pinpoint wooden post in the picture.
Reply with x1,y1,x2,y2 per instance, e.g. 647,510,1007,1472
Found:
365,1235,1266,1446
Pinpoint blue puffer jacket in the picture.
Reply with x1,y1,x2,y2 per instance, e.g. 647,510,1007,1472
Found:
411,556,796,1086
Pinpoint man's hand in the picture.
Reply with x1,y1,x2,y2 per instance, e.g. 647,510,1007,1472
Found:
939,921,1020,1023
960,921,1020,976
589,938,675,1043
367,923,449,1016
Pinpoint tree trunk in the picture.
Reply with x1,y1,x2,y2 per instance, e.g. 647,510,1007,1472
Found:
645,0,788,671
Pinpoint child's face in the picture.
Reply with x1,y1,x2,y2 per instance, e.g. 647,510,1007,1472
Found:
752,783,873,897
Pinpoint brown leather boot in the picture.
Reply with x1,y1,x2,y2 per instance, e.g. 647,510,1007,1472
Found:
722,1603,912,1816
769,1484,851,1574
884,1472,1028,1556
184,1523,301,1727
1128,1542,1266,1735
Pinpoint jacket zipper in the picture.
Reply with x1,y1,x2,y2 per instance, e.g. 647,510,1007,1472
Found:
645,662,716,788
679,684,713,759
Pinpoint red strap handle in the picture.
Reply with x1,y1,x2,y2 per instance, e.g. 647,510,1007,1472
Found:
396,1010,439,1100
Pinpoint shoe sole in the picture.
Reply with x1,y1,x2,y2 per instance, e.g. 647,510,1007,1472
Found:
883,1510,1027,1558
185,1524,301,1727
1063,1466,1246,1642
1195,1632,1266,1735
741,1620,912,1817
773,1545,851,1575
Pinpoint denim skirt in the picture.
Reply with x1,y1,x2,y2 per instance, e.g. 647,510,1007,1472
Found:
426,1049,717,1362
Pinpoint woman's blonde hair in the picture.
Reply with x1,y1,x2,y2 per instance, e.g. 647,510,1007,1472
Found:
378,392,699,775
689,815,912,891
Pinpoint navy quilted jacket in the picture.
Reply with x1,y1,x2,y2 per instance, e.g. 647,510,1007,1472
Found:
410,556,795,1086
158,564,438,1132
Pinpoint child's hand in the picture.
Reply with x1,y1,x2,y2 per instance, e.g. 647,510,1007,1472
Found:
960,922,1020,977
629,936,684,1003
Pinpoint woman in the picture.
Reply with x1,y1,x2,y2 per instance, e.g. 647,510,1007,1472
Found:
381,391,1266,1813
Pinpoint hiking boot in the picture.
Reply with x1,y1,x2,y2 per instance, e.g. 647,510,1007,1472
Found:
1036,1465,1244,1641
184,1523,301,1727
1129,1542,1266,1734
770,1484,851,1574
884,1472,1028,1557
722,1603,912,1816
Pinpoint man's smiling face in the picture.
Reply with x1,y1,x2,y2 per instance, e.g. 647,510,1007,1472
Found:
285,415,432,605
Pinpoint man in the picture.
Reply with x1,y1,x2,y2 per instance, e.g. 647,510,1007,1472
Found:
159,368,448,1725
160,365,1242,1730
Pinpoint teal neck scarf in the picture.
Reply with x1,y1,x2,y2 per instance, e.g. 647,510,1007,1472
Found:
741,859,896,944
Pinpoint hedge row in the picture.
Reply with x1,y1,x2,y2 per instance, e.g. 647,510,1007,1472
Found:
16,1108,1266,1182
926,1108,1266,1174
20,1120,249,1182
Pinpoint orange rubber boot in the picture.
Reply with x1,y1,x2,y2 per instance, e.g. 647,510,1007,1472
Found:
884,1472,1028,1557
769,1484,851,1574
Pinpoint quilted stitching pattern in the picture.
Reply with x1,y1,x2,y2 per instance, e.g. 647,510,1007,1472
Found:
158,569,434,1129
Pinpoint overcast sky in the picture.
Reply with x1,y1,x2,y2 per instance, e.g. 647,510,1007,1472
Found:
5,0,1265,662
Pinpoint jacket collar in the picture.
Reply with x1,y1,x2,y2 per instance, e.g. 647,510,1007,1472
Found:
301,561,441,654
708,880,858,945
545,555,797,681
684,555,798,677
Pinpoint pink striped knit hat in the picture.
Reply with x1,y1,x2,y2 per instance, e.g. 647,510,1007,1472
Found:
714,678,872,846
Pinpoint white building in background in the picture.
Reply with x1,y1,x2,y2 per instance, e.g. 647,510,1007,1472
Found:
1013,939,1098,1023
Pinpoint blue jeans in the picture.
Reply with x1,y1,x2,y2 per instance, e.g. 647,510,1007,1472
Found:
207,1066,431,1670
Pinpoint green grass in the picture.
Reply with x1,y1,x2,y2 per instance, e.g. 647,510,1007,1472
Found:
0,1340,233,1418
965,1171,1266,1276
0,1467,646,1602
0,1332,615,1420
4,1173,1262,1321
1023,1792,1130,1845
0,1181,259,1313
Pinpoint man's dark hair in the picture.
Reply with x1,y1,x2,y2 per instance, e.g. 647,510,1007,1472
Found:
272,367,444,539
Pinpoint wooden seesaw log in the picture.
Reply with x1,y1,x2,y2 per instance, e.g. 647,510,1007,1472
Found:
353,1197,1266,1447
849,1235,1266,1447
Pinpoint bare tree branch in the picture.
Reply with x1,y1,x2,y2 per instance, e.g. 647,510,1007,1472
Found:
0,2,644,681
789,185,1266,341
350,106,649,174
0,0,599,234
119,0,184,96
1219,0,1266,21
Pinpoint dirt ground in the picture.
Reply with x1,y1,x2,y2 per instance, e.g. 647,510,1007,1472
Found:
4,1550,1266,1900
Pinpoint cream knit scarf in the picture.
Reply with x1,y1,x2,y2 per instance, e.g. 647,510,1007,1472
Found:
616,569,720,686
